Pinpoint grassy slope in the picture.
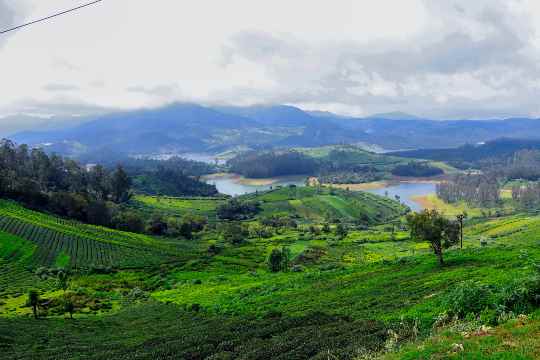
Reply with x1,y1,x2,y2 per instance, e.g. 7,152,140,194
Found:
241,186,408,224
130,195,225,220
385,313,540,359
2,197,540,358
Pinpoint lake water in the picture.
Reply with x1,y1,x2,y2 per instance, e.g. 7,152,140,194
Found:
365,182,436,212
204,174,307,196
204,173,436,211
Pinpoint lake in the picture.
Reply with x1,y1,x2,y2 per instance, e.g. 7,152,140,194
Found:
365,182,437,212
203,174,307,196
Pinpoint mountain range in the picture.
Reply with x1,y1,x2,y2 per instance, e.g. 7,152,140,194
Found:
8,103,540,159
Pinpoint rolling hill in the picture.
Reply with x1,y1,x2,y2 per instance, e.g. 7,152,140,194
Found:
241,185,408,224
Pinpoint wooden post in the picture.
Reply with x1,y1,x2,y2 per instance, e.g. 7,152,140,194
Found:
456,214,465,249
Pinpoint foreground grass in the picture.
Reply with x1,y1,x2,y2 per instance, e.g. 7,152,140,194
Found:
385,312,540,359
2,197,540,358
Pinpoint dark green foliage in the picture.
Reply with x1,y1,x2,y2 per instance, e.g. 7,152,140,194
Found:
112,211,146,233
260,214,297,229
220,222,248,245
268,247,291,272
63,297,75,319
147,213,168,236
217,199,260,220
391,162,443,177
229,150,318,178
168,213,207,239
110,166,132,204
27,290,40,319
132,166,218,197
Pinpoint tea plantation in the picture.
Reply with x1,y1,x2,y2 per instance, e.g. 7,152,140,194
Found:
2,191,540,359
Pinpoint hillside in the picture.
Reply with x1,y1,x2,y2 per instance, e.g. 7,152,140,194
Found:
241,186,408,224
392,138,540,169
2,202,540,358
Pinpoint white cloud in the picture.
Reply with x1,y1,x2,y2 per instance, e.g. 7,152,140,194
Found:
1,0,540,135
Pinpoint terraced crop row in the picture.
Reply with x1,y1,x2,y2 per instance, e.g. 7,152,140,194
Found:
0,259,51,297
0,201,176,269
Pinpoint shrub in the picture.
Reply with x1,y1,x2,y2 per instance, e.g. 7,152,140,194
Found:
443,281,494,317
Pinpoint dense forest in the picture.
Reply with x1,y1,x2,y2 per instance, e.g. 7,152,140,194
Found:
228,150,318,178
0,140,218,234
0,139,131,225
122,157,218,197
228,148,439,182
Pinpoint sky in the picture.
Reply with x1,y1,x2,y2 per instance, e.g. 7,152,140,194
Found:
2,0,540,135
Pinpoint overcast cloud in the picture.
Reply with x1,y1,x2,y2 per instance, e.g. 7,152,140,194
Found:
1,0,540,134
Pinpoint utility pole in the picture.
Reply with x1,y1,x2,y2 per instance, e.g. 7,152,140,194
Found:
456,214,465,249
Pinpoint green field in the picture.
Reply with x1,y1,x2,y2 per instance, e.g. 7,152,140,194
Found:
2,191,540,358
130,195,225,220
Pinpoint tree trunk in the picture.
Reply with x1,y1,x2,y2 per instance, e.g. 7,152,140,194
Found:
432,242,444,266
437,251,444,266
32,305,37,319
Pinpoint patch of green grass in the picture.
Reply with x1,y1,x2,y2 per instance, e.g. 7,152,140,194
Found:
131,195,224,220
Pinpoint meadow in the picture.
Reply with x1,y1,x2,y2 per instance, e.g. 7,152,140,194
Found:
2,188,540,358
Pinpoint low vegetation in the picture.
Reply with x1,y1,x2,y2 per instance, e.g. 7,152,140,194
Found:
4,139,540,359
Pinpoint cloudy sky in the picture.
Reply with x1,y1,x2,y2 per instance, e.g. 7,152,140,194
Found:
1,0,540,134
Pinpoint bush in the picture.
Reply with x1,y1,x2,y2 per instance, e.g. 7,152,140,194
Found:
443,281,494,318
444,277,540,323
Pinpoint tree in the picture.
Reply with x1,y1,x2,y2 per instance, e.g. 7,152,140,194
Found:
148,213,168,236
221,222,248,245
63,298,75,319
56,270,69,293
407,210,460,266
335,223,348,239
322,223,331,233
112,211,145,233
267,247,291,272
28,290,40,319
110,165,132,203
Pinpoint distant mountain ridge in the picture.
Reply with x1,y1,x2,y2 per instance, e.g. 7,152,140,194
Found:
8,103,540,159
391,138,540,168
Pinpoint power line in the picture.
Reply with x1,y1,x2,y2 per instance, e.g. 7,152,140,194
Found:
0,0,103,35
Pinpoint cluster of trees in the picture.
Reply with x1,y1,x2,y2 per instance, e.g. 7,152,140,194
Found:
512,182,540,209
145,212,208,238
228,151,318,178
132,165,217,197
436,173,500,206
217,199,261,220
391,162,443,177
502,150,540,181
318,170,383,185
0,140,132,226
260,214,298,228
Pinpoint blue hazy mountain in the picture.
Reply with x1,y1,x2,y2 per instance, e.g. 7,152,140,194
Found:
9,103,540,157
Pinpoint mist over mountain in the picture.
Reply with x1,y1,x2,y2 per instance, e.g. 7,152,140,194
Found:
8,103,540,159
